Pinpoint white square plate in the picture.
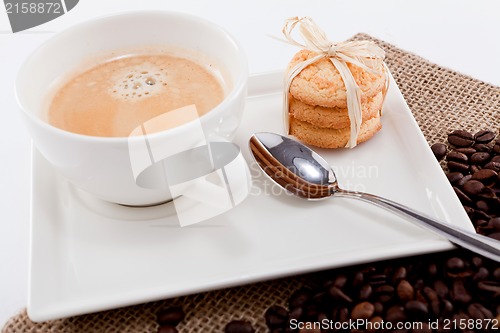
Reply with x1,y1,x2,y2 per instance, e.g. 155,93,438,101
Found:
28,71,473,321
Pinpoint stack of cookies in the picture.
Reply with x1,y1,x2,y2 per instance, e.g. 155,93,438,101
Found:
287,50,387,149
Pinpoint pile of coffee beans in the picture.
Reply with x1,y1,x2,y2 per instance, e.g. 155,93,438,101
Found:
156,307,185,333
260,251,499,332
431,129,500,240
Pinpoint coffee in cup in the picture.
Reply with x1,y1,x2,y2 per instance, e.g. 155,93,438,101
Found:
47,52,225,137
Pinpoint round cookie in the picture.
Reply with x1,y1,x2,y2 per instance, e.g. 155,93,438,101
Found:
289,115,382,149
289,92,383,129
288,49,386,108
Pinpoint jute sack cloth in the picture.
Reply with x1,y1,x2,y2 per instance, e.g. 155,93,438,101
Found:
2,33,499,333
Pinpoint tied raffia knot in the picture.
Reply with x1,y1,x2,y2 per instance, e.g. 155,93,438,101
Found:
327,43,337,58
281,16,386,148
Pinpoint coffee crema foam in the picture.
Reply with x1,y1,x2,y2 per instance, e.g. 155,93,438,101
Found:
47,54,224,137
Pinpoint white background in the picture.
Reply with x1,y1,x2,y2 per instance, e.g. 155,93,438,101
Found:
0,0,499,327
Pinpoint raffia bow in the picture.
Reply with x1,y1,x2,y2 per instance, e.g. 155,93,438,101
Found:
282,17,386,148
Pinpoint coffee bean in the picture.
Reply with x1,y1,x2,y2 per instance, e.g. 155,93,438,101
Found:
351,301,374,320
431,143,447,160
493,267,500,280
358,284,372,300
470,152,491,165
475,205,490,218
473,209,490,222
368,274,387,286
427,263,437,276
470,165,481,175
413,278,425,291
375,284,394,294
476,200,491,213
362,266,376,275
158,325,178,333
352,272,364,288
397,280,414,302
463,206,475,218
333,307,348,322
448,130,474,147
490,217,500,231
473,143,491,152
471,169,498,186
157,307,185,326
471,256,483,268
392,266,407,282
468,303,493,319
386,305,407,322
455,147,476,156
265,306,288,328
446,151,468,163
478,281,500,296
474,130,496,144
462,180,485,196
373,301,383,315
367,317,383,333
225,320,255,333
494,142,500,154
484,161,500,172
289,288,311,310
333,275,348,288
456,174,472,187
422,287,440,316
405,300,428,318
476,219,489,227
453,187,472,204
375,284,394,303
477,187,496,199
433,280,449,299
492,155,500,163
422,286,438,303
328,286,352,303
289,307,302,321
473,267,489,281
447,161,469,173
304,304,319,320
441,299,454,317
451,280,472,303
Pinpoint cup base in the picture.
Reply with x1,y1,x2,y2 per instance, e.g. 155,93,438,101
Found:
118,197,178,208
69,183,178,222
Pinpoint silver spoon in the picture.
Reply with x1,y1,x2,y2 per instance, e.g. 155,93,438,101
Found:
249,132,500,262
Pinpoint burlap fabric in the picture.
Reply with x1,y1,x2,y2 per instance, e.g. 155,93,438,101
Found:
2,33,499,333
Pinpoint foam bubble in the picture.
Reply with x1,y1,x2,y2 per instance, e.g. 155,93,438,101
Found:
109,62,169,101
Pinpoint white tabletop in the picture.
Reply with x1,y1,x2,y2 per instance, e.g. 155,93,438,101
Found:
1,0,499,326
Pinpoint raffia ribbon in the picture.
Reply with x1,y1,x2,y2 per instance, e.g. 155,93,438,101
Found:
281,17,386,148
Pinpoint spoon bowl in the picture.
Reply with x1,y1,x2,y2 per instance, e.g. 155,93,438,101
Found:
249,132,336,200
249,132,500,262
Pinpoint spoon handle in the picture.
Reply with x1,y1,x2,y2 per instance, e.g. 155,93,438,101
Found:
335,189,500,262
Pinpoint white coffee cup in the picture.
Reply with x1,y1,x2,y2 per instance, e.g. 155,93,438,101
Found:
16,11,249,207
